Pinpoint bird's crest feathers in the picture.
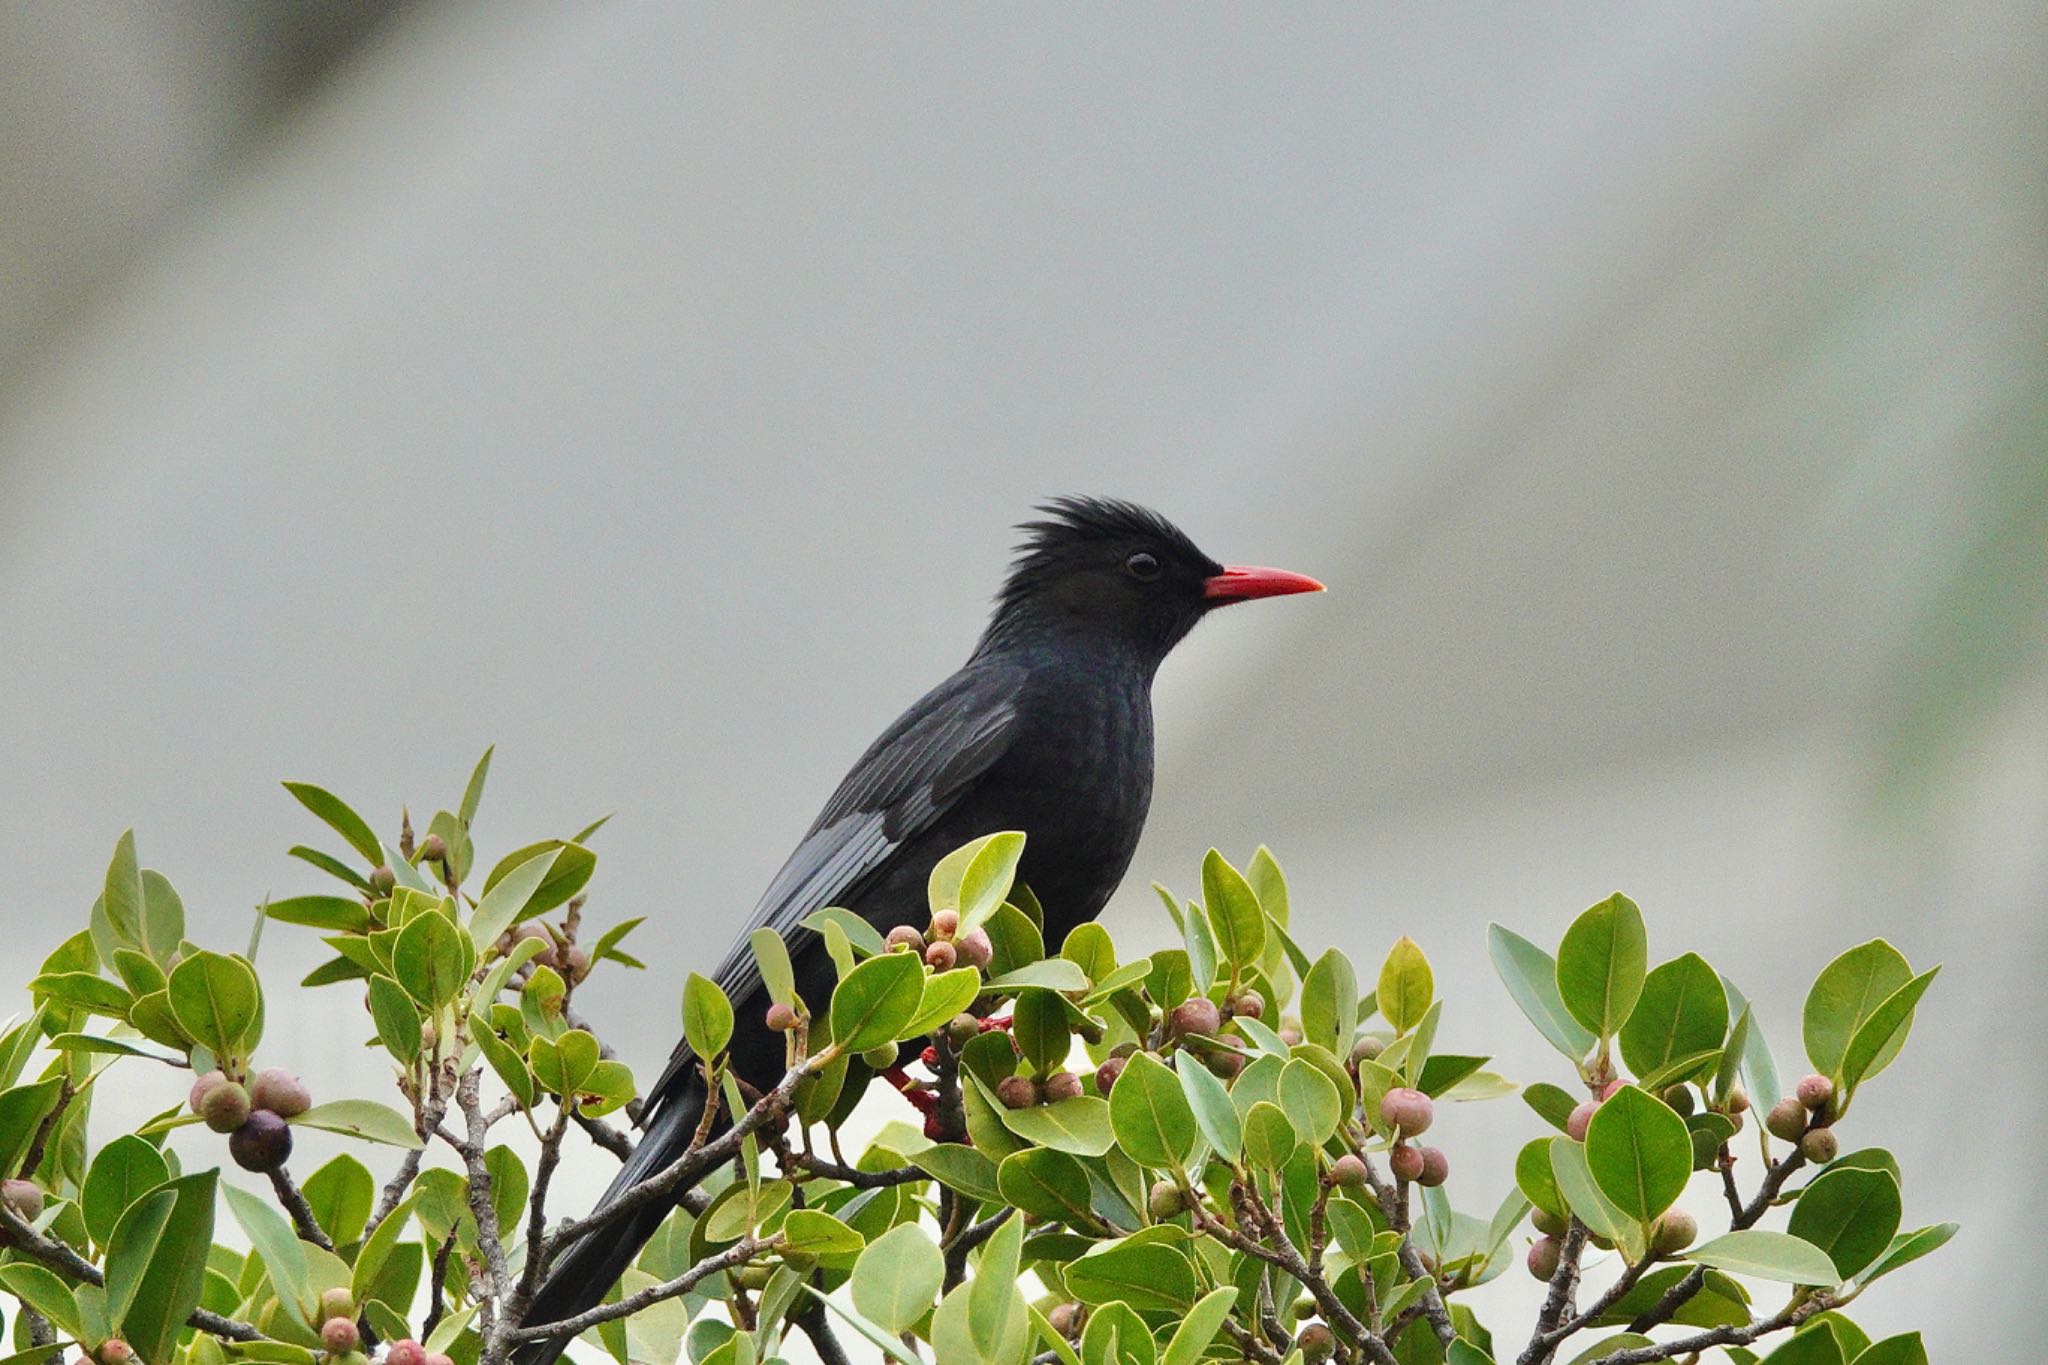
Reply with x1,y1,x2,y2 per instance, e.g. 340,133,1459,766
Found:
995,496,1217,614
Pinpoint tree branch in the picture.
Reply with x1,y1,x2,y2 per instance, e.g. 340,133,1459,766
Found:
0,1203,264,1342
267,1166,336,1252
511,1238,770,1341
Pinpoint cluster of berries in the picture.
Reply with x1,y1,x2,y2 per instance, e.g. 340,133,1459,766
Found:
882,909,993,972
188,1067,310,1173
1766,1073,1842,1163
1379,1086,1449,1187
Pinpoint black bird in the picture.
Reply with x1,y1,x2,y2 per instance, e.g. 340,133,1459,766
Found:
518,497,1320,1360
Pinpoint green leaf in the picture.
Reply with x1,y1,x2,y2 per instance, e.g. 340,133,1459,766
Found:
1241,1101,1298,1169
1001,1096,1117,1158
750,929,798,1007
265,896,371,933
911,1143,1003,1202
801,906,888,958
282,783,384,864
1279,1058,1343,1146
1758,1329,1844,1365
350,1192,420,1305
104,1187,177,1328
1516,1138,1567,1221
850,1222,945,1334
226,1181,313,1325
1803,941,1912,1080
480,840,596,919
459,745,494,828
113,1170,216,1363
1584,1085,1692,1222
364,973,423,1064
1161,1287,1237,1365
982,959,1091,993
300,1153,375,1245
82,1133,171,1248
1847,1335,1926,1365
468,847,562,952
1202,848,1266,973
138,871,185,964
1690,1229,1842,1284
1299,947,1359,1057
1523,1081,1581,1132
959,1213,1029,1364
1108,1050,1196,1170
1721,976,1782,1107
472,1010,535,1108
683,973,734,1059
290,1099,424,1149
1013,988,1071,1074
1853,1222,1957,1288
1555,893,1648,1038
0,1264,84,1340
0,1078,62,1176
29,971,134,1018
1619,953,1727,1080
530,1029,601,1097
103,829,145,946
1174,1051,1242,1160
830,950,926,1052
287,845,372,891
393,908,472,1010
1549,1138,1641,1260
1377,935,1434,1033
901,967,983,1039
1489,924,1597,1060
945,831,1027,935
166,950,262,1059
998,1148,1097,1226
1839,969,1938,1095
1066,1241,1200,1313
1418,1053,1491,1099
781,1208,864,1256
1786,1167,1902,1280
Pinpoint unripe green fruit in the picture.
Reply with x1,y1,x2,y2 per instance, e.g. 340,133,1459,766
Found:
385,1342,426,1365
765,1002,800,1032
955,928,993,969
1297,1322,1337,1363
1724,1085,1750,1115
201,1081,253,1133
924,940,957,970
189,1069,230,1114
318,1288,354,1322
369,865,397,895
1329,1154,1368,1188
229,1110,293,1173
1170,998,1221,1038
250,1068,311,1119
1094,1055,1127,1095
861,1043,899,1070
1566,1101,1598,1142
930,909,960,939
1588,1232,1616,1251
730,1264,771,1291
1416,1146,1450,1187
885,925,925,954
418,834,447,863
1379,1087,1434,1137
1147,1179,1185,1220
1350,1035,1386,1063
1043,1070,1084,1103
1662,1084,1696,1116
1766,1097,1808,1143
996,1075,1040,1109
1796,1073,1835,1113
946,1013,981,1045
1652,1207,1696,1255
1,1178,44,1220
1800,1128,1839,1164
1531,1207,1567,1238
1527,1236,1562,1280
321,1318,360,1354
1389,1142,1425,1182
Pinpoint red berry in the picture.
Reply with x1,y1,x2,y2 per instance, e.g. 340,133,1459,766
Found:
1379,1087,1434,1137
765,1002,800,1032
1599,1078,1627,1101
1566,1101,1598,1142
385,1342,427,1365
886,924,926,953
1389,1143,1425,1181
924,940,957,970
1527,1236,1562,1280
1232,993,1265,1020
250,1068,311,1119
954,928,993,969
97,1343,134,1365
320,1317,359,1354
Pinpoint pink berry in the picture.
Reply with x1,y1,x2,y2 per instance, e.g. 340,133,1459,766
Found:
924,940,958,970
955,928,993,969
249,1068,311,1119
320,1317,359,1353
1389,1142,1425,1181
385,1343,427,1365
1379,1087,1434,1137
1566,1101,1598,1142
765,1002,800,1032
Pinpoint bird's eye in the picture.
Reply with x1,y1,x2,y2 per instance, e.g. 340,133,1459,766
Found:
1124,551,1161,582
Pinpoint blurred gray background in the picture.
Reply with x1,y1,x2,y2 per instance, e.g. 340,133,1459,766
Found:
3,3,2043,1359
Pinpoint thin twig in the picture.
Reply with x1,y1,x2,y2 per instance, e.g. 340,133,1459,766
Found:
1358,1147,1456,1349
575,1111,634,1161
782,1150,927,1189
943,1208,1014,1260
267,1166,337,1252
1593,1295,1832,1364
1518,1224,1589,1365
511,1238,770,1340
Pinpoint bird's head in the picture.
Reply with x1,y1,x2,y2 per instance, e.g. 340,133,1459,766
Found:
983,496,1322,666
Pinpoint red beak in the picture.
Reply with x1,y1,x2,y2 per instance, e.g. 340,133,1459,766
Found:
1202,564,1326,604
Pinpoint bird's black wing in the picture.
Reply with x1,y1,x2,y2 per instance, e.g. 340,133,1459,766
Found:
643,657,1026,1111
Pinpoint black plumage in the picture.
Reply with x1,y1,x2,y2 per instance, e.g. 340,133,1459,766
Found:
517,497,1318,1361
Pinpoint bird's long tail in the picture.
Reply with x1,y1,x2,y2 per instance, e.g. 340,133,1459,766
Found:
513,1079,707,1365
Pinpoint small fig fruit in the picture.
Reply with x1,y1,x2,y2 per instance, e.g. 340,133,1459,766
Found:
369,865,397,895
321,1317,360,1354
1,1179,43,1220
229,1110,293,1173
765,1002,800,1032
418,833,447,863
385,1342,427,1365
924,940,957,970
1652,1207,1696,1255
861,1043,899,1070
1800,1128,1839,1164
1796,1073,1835,1114
930,909,960,939
996,1075,1040,1109
250,1068,311,1119
1297,1322,1337,1363
1378,1086,1434,1137
1147,1179,1184,1220
1095,1055,1127,1094
1328,1154,1368,1188
200,1080,253,1133
885,925,925,954
954,927,993,969
1043,1070,1084,1103
1170,998,1221,1038
1566,1101,1598,1142
1416,1146,1449,1187
1527,1236,1562,1281
1389,1142,1426,1182
1766,1097,1808,1143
